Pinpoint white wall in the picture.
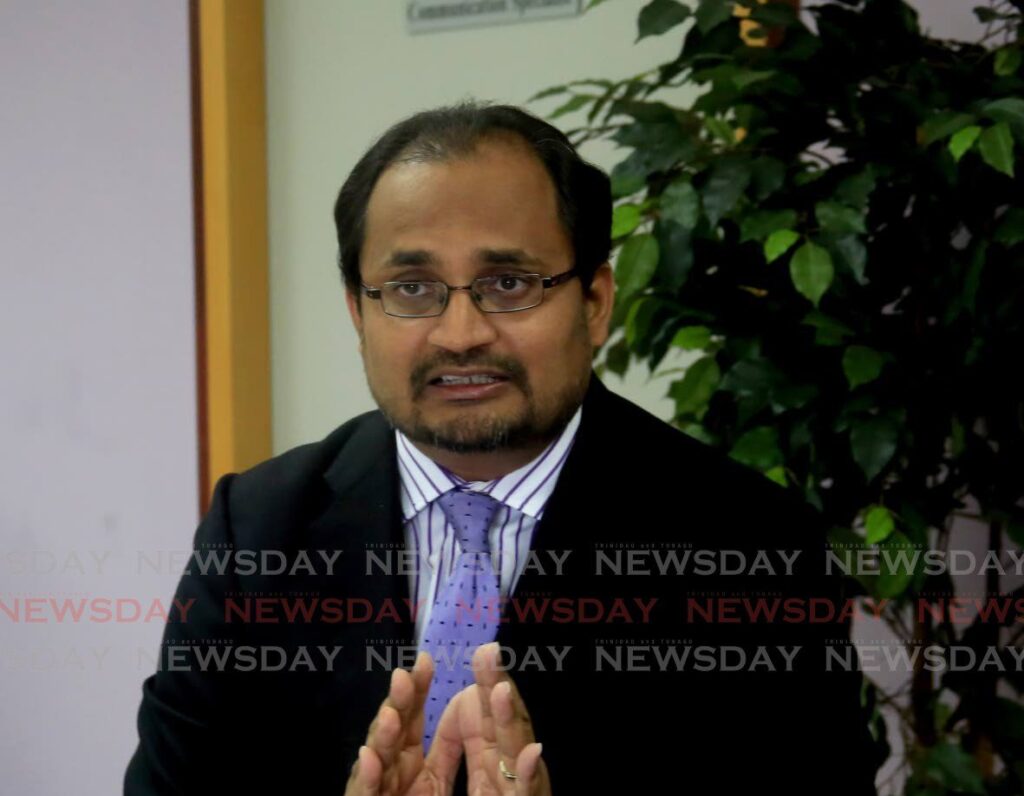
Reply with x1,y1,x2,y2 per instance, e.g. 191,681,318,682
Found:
264,0,696,454
0,1,197,794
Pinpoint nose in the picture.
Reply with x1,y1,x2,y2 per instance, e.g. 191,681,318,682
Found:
425,287,499,353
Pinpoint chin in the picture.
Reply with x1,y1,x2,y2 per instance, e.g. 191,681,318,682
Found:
413,412,538,454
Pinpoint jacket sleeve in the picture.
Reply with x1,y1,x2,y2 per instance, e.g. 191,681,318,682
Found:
123,473,244,796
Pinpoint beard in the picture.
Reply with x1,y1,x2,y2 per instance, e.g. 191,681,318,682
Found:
369,354,590,454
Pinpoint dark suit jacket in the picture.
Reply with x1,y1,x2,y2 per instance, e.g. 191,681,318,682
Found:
125,372,880,794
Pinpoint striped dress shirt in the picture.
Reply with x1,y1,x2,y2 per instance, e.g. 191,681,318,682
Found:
395,405,582,647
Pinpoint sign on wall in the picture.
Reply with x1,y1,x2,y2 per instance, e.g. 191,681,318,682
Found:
407,0,582,34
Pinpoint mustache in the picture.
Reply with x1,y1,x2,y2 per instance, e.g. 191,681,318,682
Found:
411,355,528,395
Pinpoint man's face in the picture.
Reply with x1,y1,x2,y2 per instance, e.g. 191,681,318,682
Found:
345,135,614,455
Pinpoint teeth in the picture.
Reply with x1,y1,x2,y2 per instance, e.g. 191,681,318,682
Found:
438,374,500,385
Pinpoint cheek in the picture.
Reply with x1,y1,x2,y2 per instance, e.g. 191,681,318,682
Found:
363,327,420,385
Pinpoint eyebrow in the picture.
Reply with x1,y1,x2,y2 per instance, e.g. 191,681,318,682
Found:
383,248,546,269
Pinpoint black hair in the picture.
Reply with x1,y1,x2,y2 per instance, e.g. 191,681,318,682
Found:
333,101,611,303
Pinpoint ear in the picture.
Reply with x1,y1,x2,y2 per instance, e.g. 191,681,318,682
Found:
345,288,365,349
584,262,615,350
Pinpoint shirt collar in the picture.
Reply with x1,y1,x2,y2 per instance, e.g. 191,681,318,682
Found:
396,404,582,522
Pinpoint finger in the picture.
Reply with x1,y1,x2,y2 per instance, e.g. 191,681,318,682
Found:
514,742,548,796
422,688,465,791
491,678,536,771
345,744,382,796
364,702,404,778
471,643,501,740
406,650,434,742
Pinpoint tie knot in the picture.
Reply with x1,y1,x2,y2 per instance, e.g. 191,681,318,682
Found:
437,488,500,553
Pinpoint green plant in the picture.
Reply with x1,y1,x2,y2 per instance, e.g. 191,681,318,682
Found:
533,1,1024,793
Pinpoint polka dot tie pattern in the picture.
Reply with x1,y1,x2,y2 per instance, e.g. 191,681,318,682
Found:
419,487,501,753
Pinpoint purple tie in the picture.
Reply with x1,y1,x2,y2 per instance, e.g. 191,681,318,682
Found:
419,487,501,753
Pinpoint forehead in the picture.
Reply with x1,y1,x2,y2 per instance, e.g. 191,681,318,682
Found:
361,136,571,274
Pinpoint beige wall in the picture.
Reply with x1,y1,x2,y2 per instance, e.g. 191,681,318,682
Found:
264,0,695,453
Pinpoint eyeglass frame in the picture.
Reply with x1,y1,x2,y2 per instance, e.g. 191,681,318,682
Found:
359,266,579,318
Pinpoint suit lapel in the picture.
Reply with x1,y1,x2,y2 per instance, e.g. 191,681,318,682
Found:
495,372,617,645
307,412,415,647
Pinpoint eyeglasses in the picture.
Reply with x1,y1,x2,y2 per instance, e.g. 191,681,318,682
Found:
359,267,578,318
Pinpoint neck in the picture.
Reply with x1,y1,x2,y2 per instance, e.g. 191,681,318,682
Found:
408,438,550,482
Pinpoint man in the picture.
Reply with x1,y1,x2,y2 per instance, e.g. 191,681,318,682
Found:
125,103,879,795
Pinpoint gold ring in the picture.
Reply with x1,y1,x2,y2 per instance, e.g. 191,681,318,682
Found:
499,759,518,781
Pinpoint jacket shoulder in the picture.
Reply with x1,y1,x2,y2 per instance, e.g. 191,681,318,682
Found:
594,381,823,537
214,410,385,542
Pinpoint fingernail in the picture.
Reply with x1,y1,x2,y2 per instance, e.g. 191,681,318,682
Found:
498,681,512,698
535,742,543,756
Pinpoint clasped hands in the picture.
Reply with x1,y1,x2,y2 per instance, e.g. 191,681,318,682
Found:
345,642,551,796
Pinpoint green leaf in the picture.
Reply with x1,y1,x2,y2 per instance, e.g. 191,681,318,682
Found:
763,229,800,263
982,97,1024,129
842,345,885,389
615,234,659,300
749,157,785,201
671,325,711,350
654,219,693,291
948,125,982,162
964,242,986,314
763,466,787,487
610,155,647,198
603,337,630,376
701,158,751,226
995,207,1024,246
695,0,733,33
729,426,783,471
802,311,855,345
772,383,817,412
829,234,868,284
528,84,568,102
732,69,775,90
875,532,914,599
920,112,975,146
923,743,986,794
637,0,691,41
864,505,895,545
789,241,834,307
670,356,721,415
978,122,1015,177
550,94,594,120
719,357,781,422
995,47,1022,77
850,415,900,482
610,116,695,172
815,201,866,235
612,204,642,238
660,180,700,230
624,296,658,348
740,210,798,243
835,169,875,208
704,116,734,144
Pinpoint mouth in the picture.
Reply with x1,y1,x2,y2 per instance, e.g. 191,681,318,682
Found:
425,371,512,401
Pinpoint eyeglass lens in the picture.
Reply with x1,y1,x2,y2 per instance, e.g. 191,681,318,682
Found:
381,274,543,316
